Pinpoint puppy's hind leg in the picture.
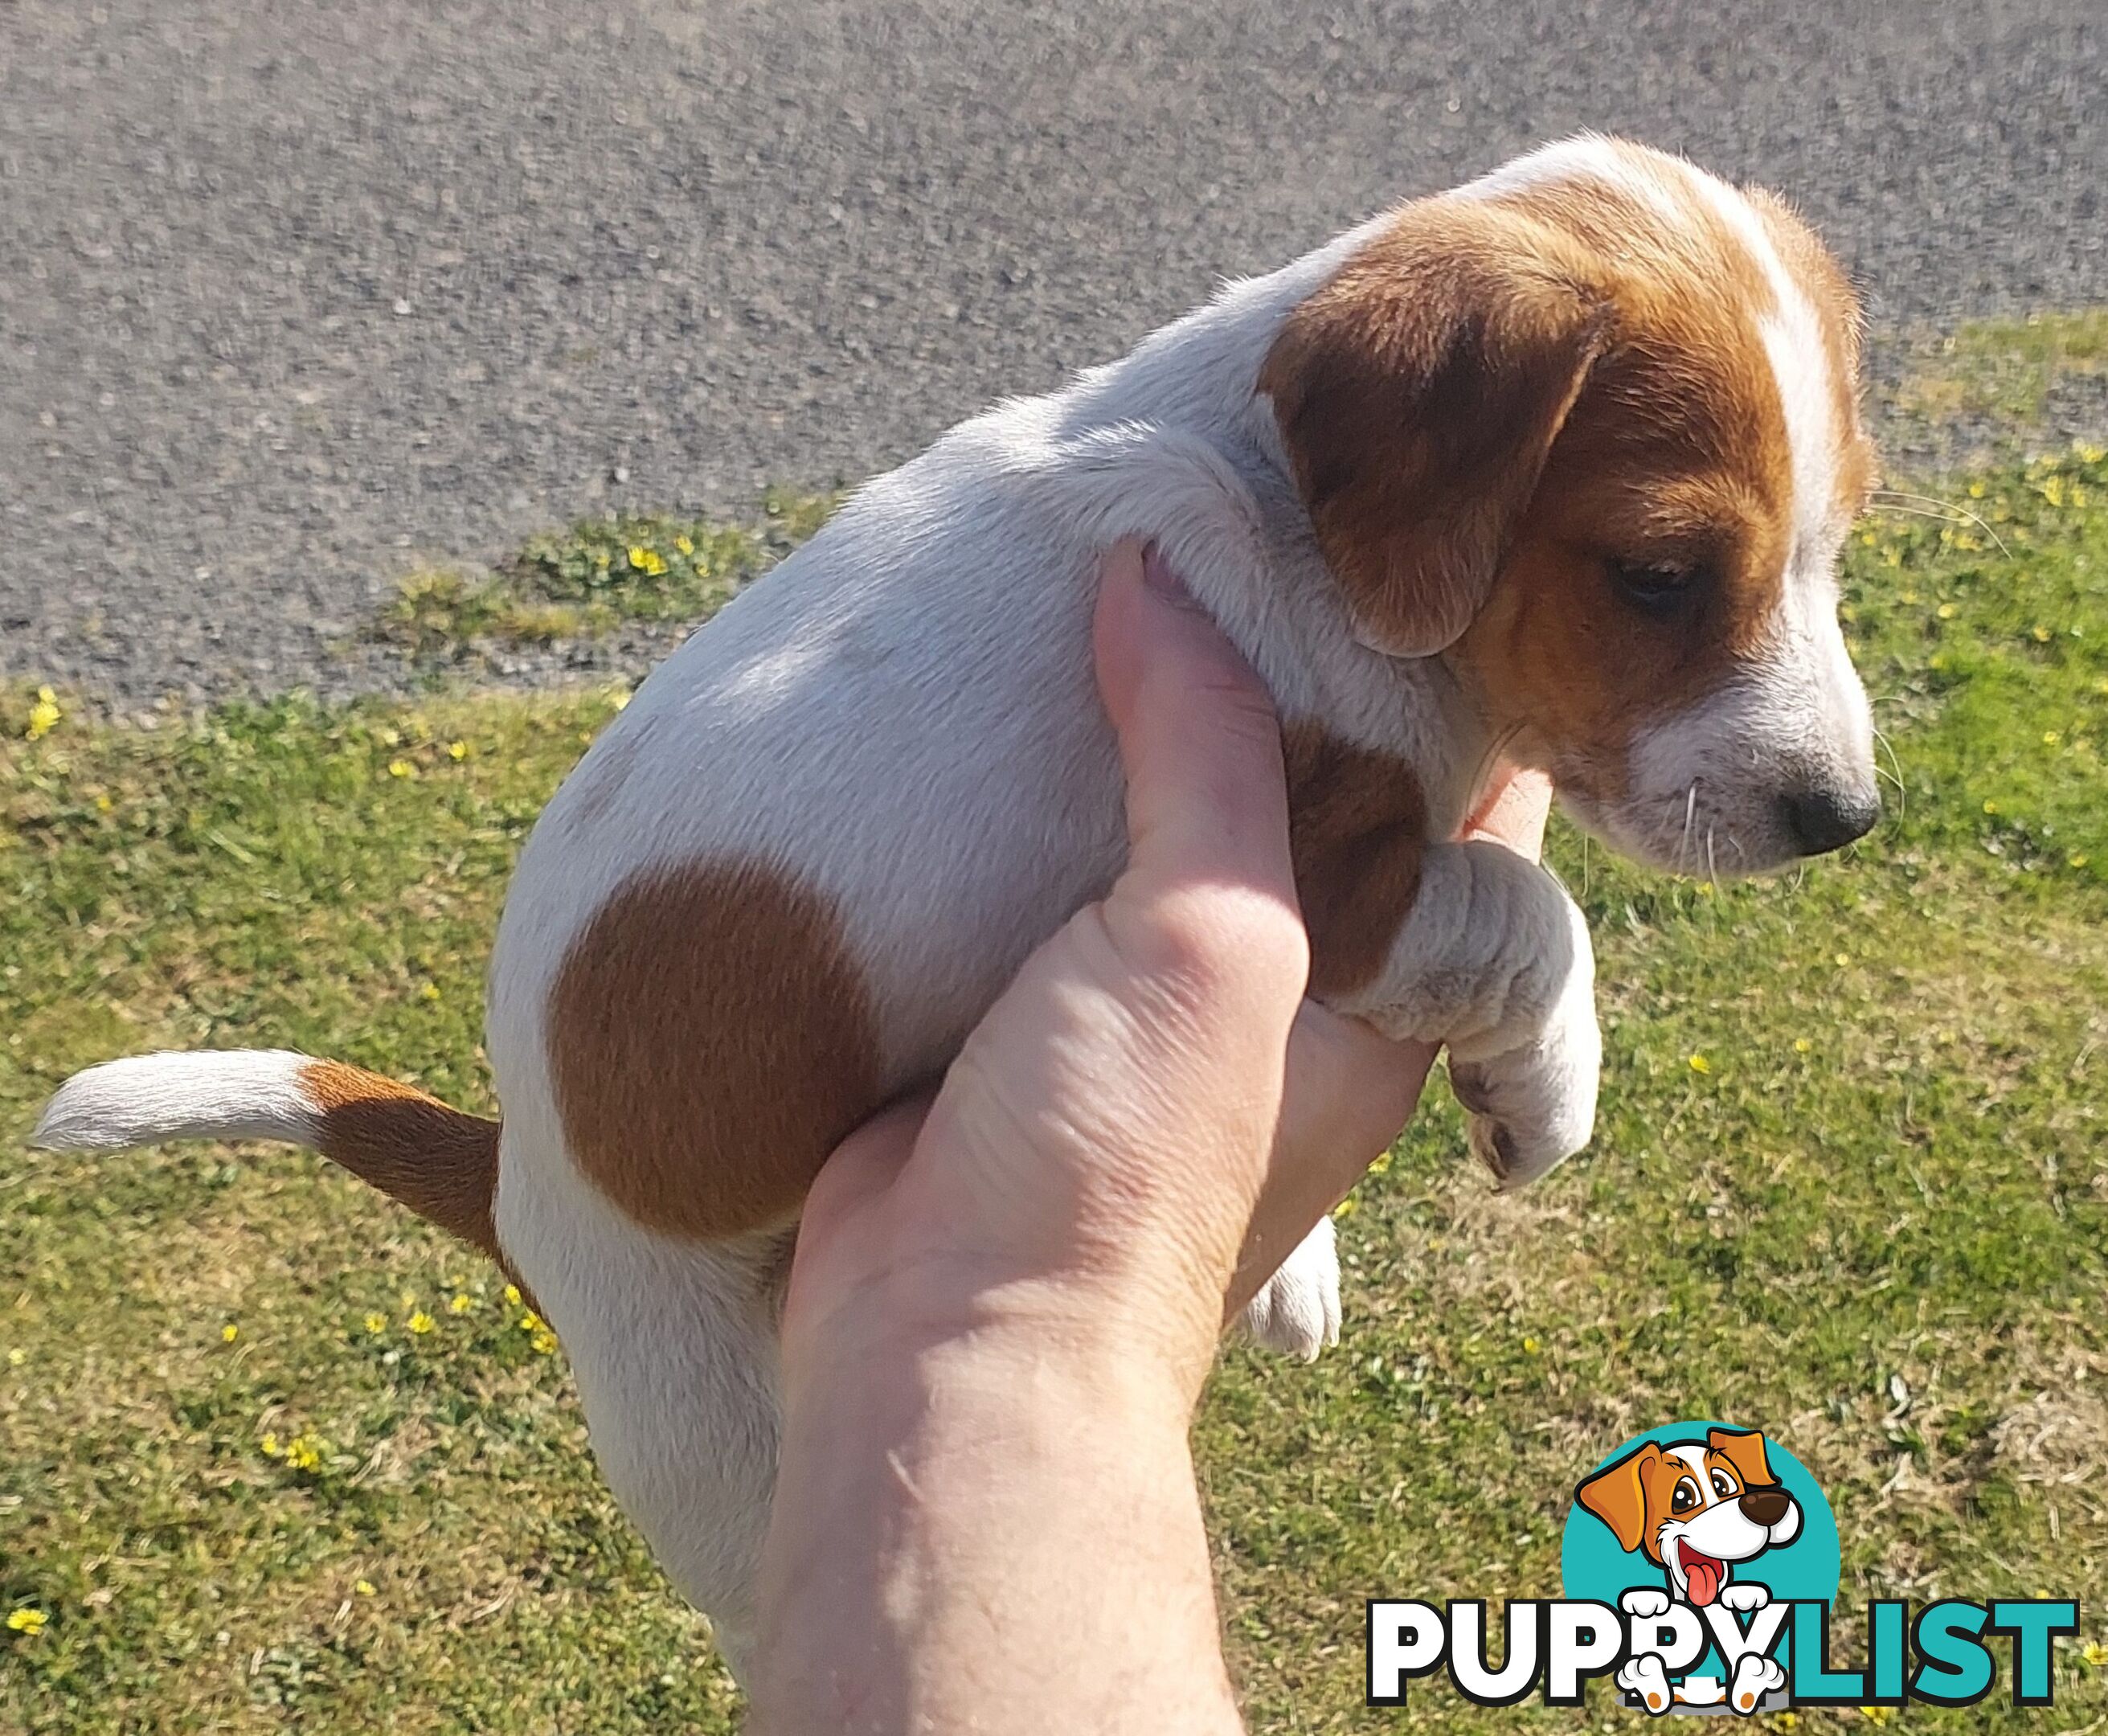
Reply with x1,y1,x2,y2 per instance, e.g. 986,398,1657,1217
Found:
497,1157,788,1682
1235,1214,1341,1361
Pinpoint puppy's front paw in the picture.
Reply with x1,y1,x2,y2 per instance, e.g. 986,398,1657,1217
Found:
1728,1653,1787,1714
1616,1655,1675,1716
1447,891,1599,1189
1620,1588,1672,1619
1718,1582,1770,1613
1235,1216,1341,1362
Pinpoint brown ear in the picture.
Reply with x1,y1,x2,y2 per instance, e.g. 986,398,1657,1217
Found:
1709,1427,1777,1489
1577,1442,1660,1555
1259,201,1611,657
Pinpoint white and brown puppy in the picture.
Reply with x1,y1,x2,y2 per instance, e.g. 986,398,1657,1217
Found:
1578,1427,1803,1610
37,139,1879,1673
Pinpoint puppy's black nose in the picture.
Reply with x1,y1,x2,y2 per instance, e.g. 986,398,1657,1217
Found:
1780,786,1879,856
1740,1487,1791,1527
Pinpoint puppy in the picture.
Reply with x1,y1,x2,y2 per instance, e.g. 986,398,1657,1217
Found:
1579,1428,1803,1714
1577,1427,1803,1609
38,137,1879,1674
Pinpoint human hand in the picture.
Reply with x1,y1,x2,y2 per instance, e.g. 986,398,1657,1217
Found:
779,540,1553,1406
751,541,1551,1733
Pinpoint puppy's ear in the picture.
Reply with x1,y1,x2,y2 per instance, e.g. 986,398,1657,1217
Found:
1577,1443,1660,1555
1260,201,1611,657
1709,1427,1777,1488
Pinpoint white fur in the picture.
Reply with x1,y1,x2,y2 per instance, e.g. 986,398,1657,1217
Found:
31,1050,321,1151
1237,1216,1341,1361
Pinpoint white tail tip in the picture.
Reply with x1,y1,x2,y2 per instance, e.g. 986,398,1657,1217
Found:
32,1050,322,1153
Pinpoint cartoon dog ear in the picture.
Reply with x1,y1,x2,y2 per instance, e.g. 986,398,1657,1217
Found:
1709,1427,1777,1488
1258,199,1611,658
1577,1443,1660,1554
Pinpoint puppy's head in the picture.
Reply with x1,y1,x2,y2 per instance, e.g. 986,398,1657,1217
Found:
1576,1427,1803,1607
1262,137,1880,873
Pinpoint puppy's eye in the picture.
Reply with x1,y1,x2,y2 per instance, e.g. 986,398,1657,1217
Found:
1670,1478,1701,1514
1609,559,1698,616
1710,1469,1738,1499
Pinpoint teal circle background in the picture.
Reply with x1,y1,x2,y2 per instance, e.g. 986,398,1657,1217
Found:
1561,1422,1841,1610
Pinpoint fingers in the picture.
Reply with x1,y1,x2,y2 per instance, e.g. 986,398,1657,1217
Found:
1227,1005,1434,1316
1461,764,1554,860
1092,542,1300,921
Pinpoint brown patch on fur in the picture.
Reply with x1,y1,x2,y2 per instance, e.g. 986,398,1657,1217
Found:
1283,722,1428,997
1259,200,1612,658
300,1060,518,1282
547,860,881,1242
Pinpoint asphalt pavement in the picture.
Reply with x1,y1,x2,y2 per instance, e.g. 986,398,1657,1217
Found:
2,0,2102,705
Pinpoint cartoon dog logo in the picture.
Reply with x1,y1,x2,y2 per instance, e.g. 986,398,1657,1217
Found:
1577,1427,1803,1714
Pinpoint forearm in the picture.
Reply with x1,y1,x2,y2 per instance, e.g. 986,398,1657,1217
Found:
752,1318,1244,1734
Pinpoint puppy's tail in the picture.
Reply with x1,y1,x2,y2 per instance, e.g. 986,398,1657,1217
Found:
32,1050,501,1260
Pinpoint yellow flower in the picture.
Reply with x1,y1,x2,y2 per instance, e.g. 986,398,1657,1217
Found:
2043,731,2061,745
2076,442,2106,466
1367,1148,1393,1175
6,1608,47,1636
94,792,114,814
1860,1707,1894,1726
627,545,668,577
25,686,60,741
448,1293,473,1314
2082,1639,2108,1667
503,1284,522,1306
1983,799,1999,815
1522,1336,1541,1354
364,1312,387,1334
284,1434,323,1472
1835,951,1852,966
5,1348,23,1367
1793,1038,1813,1054
1967,480,1987,498
354,1579,377,1598
530,1328,559,1355
260,1432,282,1457
419,981,441,1002
447,739,468,761
674,534,695,556
1936,603,1958,620
1688,1054,1711,1075
387,758,415,779
2071,854,2090,870
2032,625,2052,643
1332,1194,1358,1220
407,1311,436,1335
220,1324,239,1343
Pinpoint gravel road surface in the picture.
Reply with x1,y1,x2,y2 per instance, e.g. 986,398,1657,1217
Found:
3,0,2102,705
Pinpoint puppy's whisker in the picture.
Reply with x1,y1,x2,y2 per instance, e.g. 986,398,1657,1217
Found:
1679,780,1700,877
1868,492,2012,559
1870,724,1908,821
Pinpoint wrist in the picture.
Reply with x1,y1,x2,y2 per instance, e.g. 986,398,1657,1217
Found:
780,1257,1220,1427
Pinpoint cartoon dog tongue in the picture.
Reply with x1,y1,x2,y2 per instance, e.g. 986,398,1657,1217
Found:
1680,1542,1727,1606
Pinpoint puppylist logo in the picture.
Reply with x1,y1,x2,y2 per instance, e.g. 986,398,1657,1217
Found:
1366,1421,2080,1713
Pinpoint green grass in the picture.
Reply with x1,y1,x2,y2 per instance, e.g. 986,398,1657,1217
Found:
1890,309,2108,440
5,442,2108,1731
374,489,837,660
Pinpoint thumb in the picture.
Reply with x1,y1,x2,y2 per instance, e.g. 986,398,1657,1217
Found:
1092,542,1300,916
